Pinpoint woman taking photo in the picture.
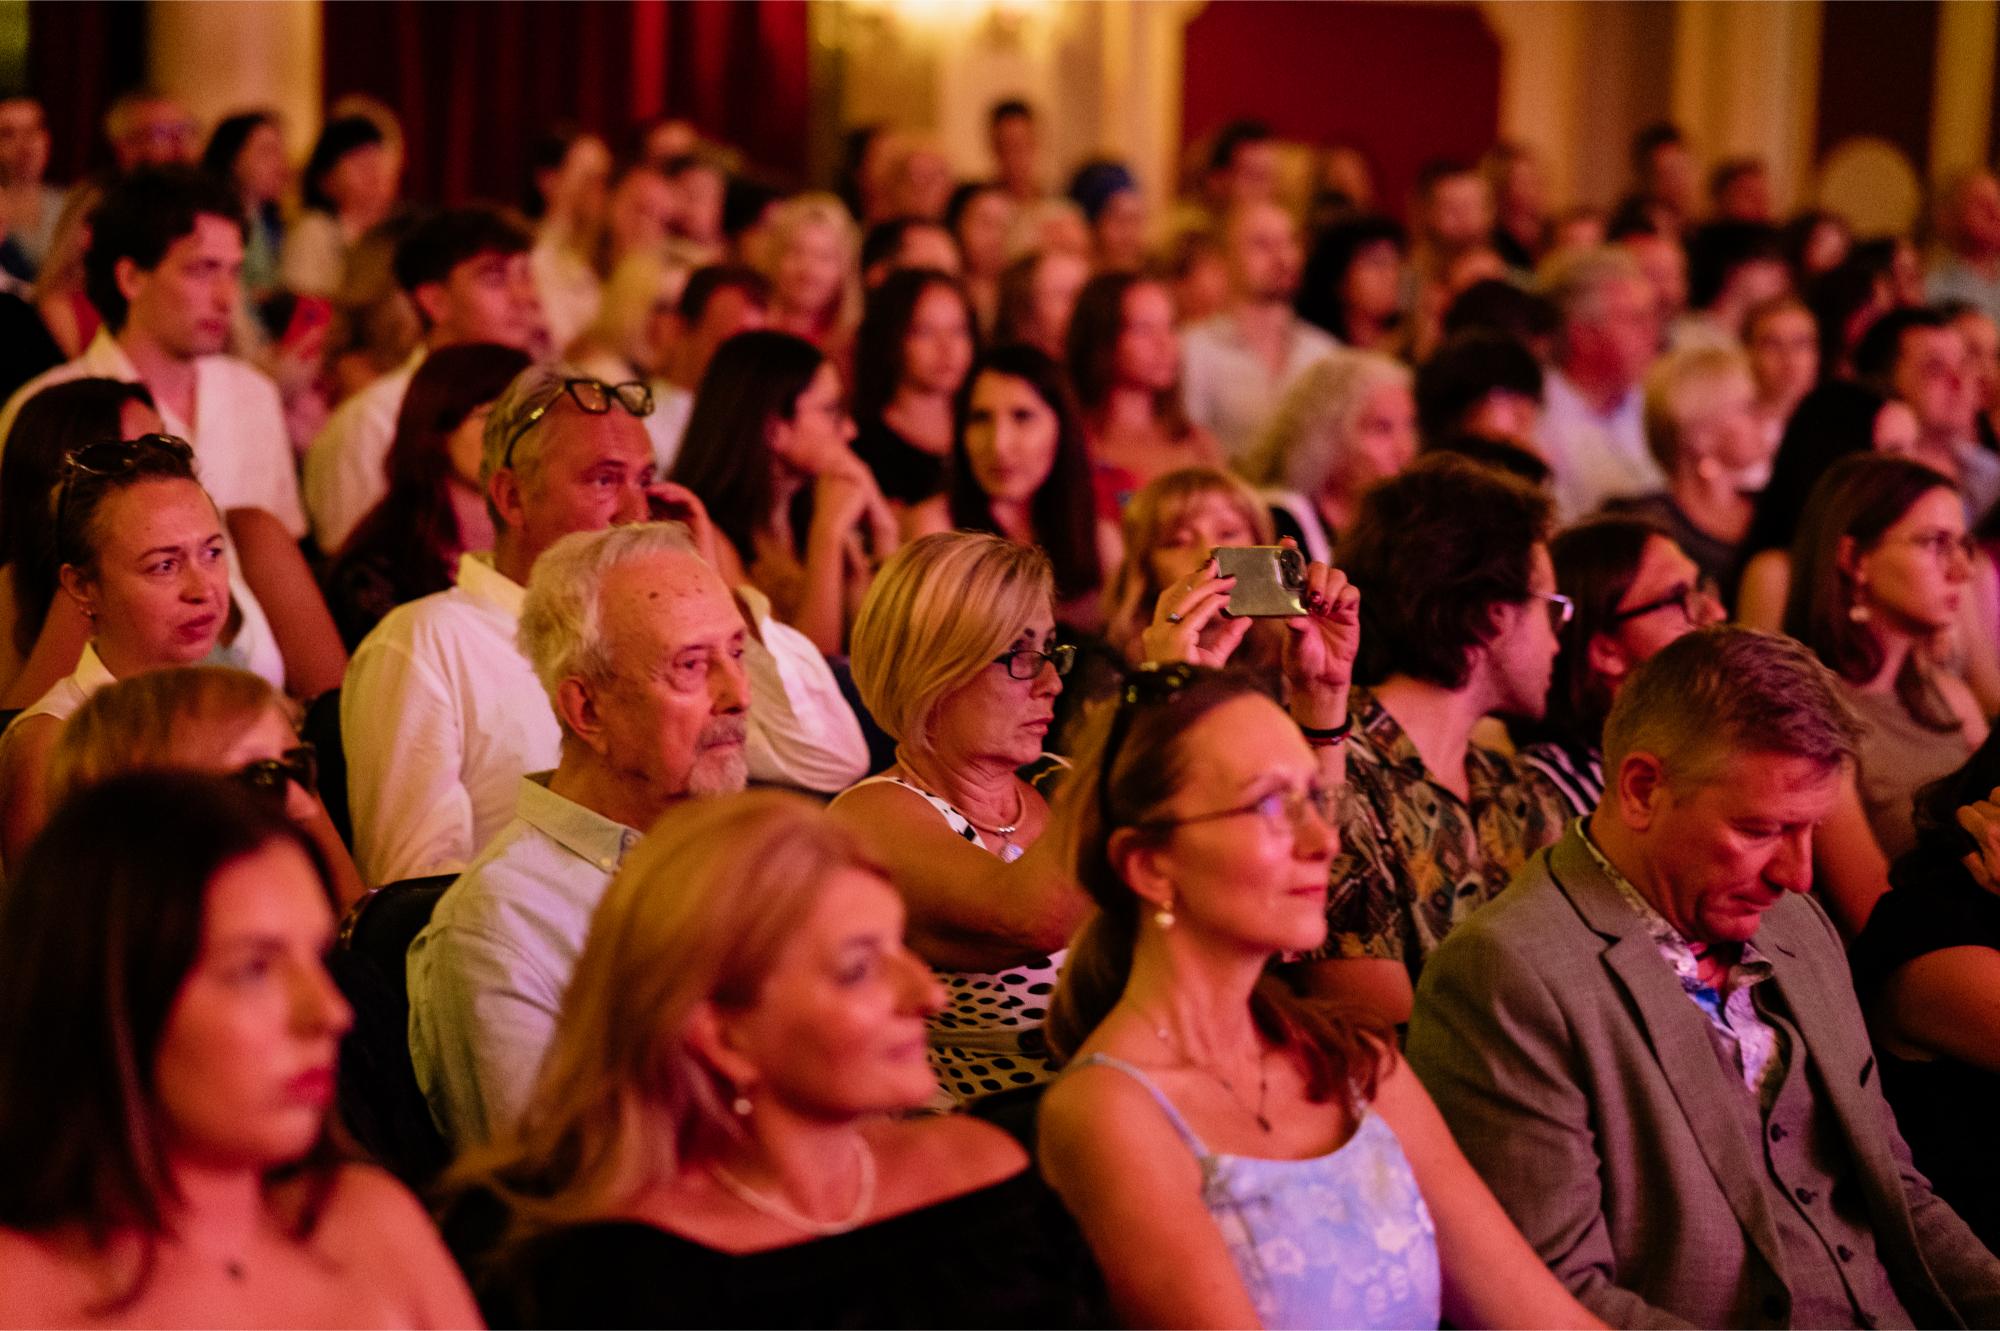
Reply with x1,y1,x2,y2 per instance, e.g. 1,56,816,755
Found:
1039,666,1600,1331
851,268,977,535
1066,272,1220,513
669,329,897,656
1101,466,1276,670
948,343,1113,634
448,791,1104,1328
323,343,531,649
1786,453,1988,934
0,772,476,1327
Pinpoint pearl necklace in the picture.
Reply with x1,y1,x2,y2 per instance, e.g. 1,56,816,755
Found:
894,753,1027,852
708,1136,878,1237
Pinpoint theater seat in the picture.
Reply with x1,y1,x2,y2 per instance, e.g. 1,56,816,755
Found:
300,689,351,850
331,874,455,1189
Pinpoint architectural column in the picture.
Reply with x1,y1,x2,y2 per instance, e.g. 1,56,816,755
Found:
1671,0,1822,209
147,0,322,158
1930,0,1998,185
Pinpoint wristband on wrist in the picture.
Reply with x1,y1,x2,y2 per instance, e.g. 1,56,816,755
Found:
1297,716,1352,747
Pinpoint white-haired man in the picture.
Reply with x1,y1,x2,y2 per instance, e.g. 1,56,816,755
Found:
1536,246,1667,522
341,362,867,886
408,522,750,1143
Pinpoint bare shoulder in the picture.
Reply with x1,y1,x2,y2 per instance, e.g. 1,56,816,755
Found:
300,1163,445,1257
870,1112,1028,1196
826,774,943,831
1037,1057,1186,1159
0,1228,71,1329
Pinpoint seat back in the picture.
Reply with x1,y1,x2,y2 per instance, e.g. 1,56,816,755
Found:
332,874,455,1188
300,689,351,849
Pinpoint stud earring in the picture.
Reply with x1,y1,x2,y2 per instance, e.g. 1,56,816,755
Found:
731,1089,753,1117
1153,895,1176,930
1849,599,1872,624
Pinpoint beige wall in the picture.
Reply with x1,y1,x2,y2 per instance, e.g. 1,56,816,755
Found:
148,0,321,160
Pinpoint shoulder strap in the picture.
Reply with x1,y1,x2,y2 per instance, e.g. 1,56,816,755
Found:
1074,1053,1210,1157
847,774,983,847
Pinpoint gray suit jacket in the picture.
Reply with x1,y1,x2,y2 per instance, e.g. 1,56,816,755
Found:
1406,824,2000,1329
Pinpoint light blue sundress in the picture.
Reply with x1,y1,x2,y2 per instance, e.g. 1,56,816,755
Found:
1079,1054,1441,1330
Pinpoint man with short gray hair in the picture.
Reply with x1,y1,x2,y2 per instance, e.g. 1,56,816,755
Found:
342,363,866,886
1535,246,1666,521
1409,626,2000,1329
408,521,750,1143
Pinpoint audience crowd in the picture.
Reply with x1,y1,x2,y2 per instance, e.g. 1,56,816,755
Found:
8,83,2000,1331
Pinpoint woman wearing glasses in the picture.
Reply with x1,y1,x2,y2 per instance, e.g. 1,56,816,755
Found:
1517,516,1725,818
1786,453,1989,935
0,433,250,863
1037,665,1601,1331
46,665,366,908
669,329,898,656
829,532,1088,1104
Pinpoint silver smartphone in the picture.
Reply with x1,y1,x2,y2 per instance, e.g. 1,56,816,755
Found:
1212,545,1307,618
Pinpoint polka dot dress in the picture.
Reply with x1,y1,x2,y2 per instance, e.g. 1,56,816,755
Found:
849,775,1066,1106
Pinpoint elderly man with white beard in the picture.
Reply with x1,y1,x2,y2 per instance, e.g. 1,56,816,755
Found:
408,521,753,1145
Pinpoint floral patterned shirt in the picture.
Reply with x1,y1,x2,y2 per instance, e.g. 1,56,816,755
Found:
1579,822,1785,1104
1307,690,1568,979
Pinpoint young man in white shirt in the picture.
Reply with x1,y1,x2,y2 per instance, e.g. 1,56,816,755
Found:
303,206,548,553
1180,199,1341,460
341,362,866,886
0,167,304,537
407,521,750,1143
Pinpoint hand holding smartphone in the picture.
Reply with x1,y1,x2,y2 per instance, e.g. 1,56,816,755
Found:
1211,545,1308,617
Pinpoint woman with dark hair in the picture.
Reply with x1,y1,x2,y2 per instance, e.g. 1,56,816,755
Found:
992,247,1090,361
1517,516,1723,816
1068,159,1148,274
281,115,397,298
850,268,976,535
322,343,532,649
1735,379,1920,630
1037,664,1597,1330
948,344,1114,632
945,180,1013,336
670,328,897,654
0,772,476,1325
1066,272,1219,514
1296,214,1407,351
1852,729,2000,1254
1785,453,1987,934
523,126,612,355
201,111,289,303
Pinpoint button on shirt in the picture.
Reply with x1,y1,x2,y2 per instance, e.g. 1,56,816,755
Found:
406,773,639,1144
1309,690,1568,978
342,552,869,887
0,329,307,537
1580,822,1786,1103
303,347,423,553
1179,312,1341,461
1536,366,1664,524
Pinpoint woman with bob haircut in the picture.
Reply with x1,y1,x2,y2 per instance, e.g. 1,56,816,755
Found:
670,328,897,655
446,790,1105,1328
1037,665,1601,1331
829,532,1087,1102
1785,452,1988,935
755,191,862,357
0,771,476,1326
49,665,366,908
947,343,1113,633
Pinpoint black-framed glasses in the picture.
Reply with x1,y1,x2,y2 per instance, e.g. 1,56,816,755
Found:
500,378,656,468
234,744,318,801
1135,782,1338,836
54,434,197,558
1529,590,1575,633
1609,576,1721,626
992,643,1076,680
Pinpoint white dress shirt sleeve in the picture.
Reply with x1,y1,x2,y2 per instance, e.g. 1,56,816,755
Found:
304,383,399,553
407,920,561,1146
223,367,308,538
343,630,477,885
737,590,870,794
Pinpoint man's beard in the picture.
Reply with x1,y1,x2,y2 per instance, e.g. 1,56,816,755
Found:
685,715,751,796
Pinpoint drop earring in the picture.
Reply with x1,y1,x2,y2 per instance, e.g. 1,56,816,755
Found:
731,1091,753,1117
1849,597,1872,624
1153,895,1176,930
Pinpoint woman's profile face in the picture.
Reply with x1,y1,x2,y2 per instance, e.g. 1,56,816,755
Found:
927,605,1062,770
716,867,942,1118
1854,486,1974,633
153,838,350,1170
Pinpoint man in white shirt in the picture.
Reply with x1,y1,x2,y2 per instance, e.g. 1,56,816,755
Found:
303,206,547,553
407,521,750,1142
1180,199,1341,460
342,362,866,886
0,167,304,536
1535,246,1667,522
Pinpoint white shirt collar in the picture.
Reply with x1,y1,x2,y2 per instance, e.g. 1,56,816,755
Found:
455,551,526,619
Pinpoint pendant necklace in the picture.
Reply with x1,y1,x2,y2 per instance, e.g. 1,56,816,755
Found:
1148,1021,1273,1133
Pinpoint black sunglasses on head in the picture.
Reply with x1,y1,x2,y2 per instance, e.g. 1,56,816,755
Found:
53,434,197,557
233,744,318,802
500,379,655,468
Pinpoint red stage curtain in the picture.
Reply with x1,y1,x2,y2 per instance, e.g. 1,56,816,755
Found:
24,0,147,183
322,0,810,206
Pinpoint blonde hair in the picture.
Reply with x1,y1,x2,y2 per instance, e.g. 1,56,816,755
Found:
570,243,702,372
1103,467,1273,654
1642,342,1754,471
1243,349,1411,493
49,666,283,807
758,191,862,340
446,791,880,1245
1537,244,1646,327
849,531,1053,749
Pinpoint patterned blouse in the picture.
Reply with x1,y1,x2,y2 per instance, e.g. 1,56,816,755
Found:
1307,690,1568,980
